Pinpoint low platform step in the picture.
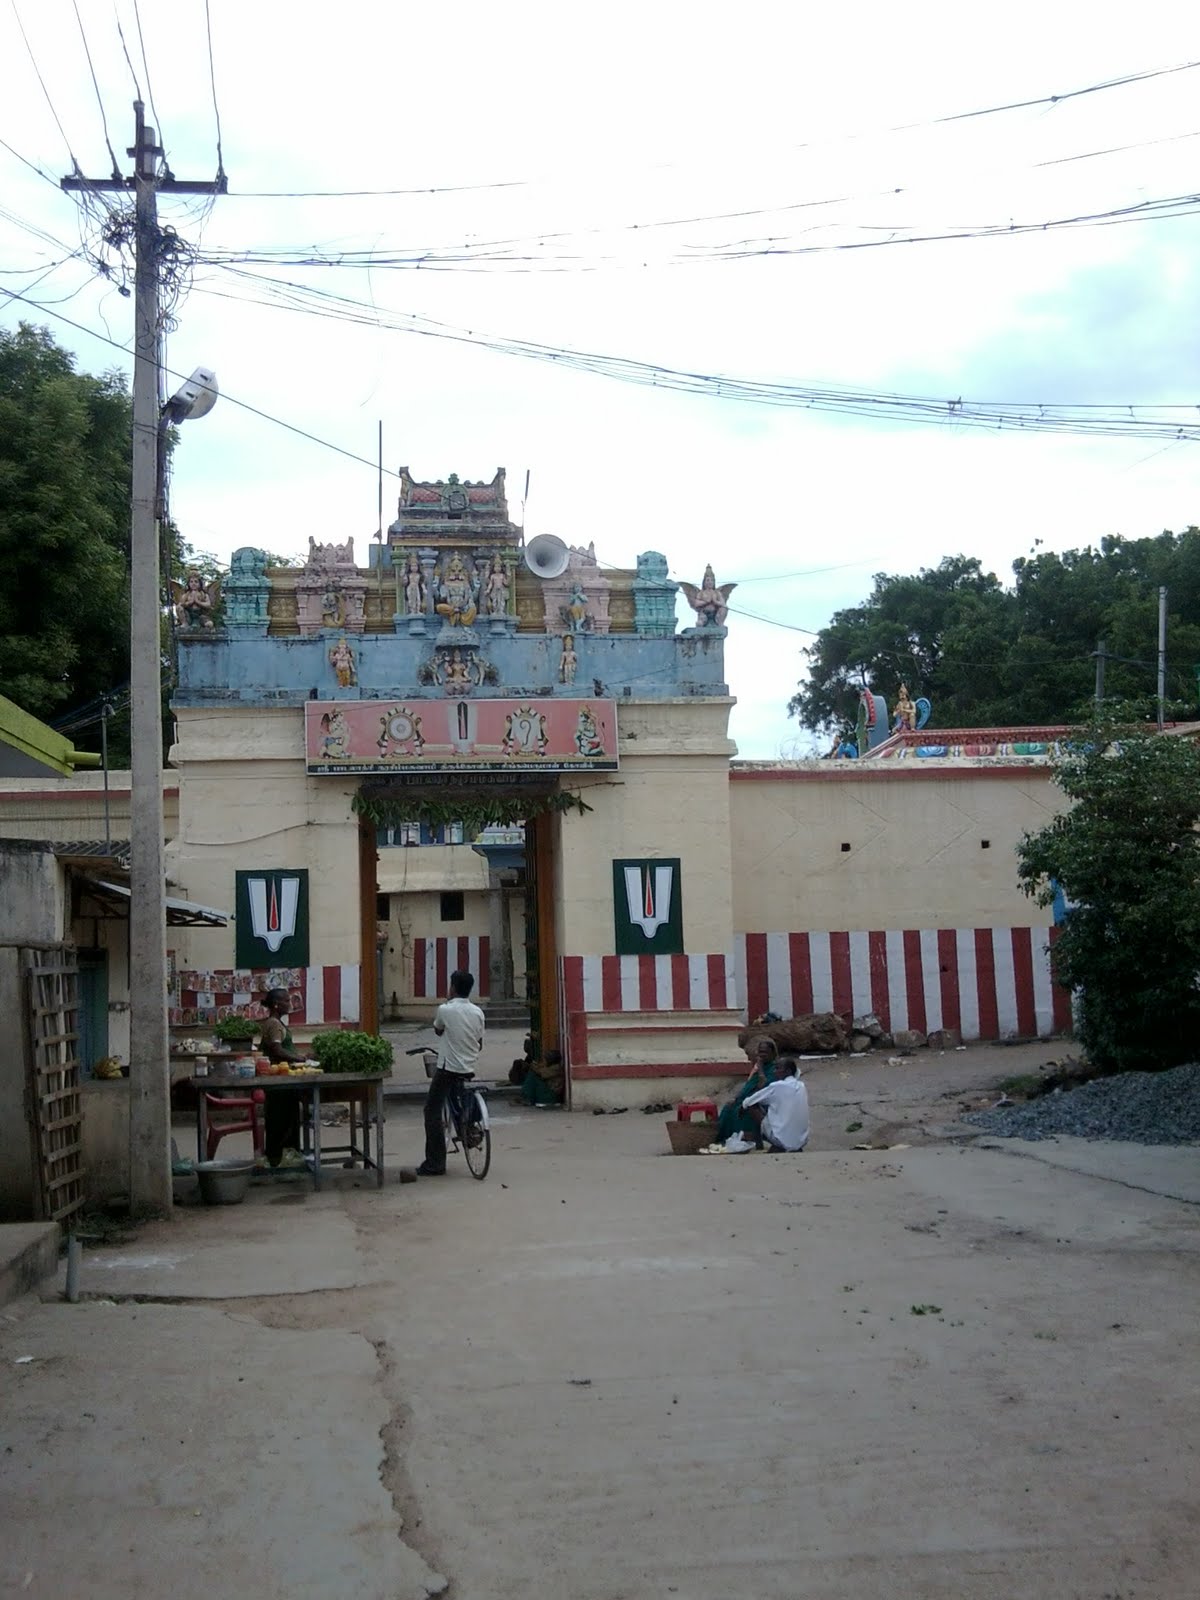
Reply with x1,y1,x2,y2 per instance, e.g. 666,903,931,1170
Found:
0,1222,60,1309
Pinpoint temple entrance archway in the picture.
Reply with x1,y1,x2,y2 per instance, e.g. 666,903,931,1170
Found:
358,777,566,1058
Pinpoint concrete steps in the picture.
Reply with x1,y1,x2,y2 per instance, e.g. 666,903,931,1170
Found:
483,1000,531,1025
0,1222,59,1308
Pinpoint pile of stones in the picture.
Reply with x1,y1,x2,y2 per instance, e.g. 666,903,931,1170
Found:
966,1061,1200,1145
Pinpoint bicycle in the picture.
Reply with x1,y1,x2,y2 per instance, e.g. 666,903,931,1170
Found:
405,1045,492,1180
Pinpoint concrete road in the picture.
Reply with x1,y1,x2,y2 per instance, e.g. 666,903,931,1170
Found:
2,1067,1198,1599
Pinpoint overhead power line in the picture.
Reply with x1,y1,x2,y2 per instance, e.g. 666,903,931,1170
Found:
4,269,1196,589
10,0,81,172
111,2,143,99
72,1,123,179
1,291,1190,683
0,287,412,481
226,56,1200,199
202,0,225,181
0,133,61,188
201,188,1200,276
191,265,1200,443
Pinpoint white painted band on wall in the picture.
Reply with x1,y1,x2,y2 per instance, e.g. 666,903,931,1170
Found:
412,936,491,999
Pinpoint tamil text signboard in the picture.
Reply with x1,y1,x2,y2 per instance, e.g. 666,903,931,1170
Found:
305,698,618,774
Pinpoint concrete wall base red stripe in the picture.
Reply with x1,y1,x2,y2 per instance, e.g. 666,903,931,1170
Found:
412,936,491,999
734,929,1069,1041
171,964,360,1027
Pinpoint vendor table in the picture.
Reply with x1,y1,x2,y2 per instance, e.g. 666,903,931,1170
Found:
191,1073,386,1191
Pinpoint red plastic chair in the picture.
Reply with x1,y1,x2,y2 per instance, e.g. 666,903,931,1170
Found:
204,1089,266,1161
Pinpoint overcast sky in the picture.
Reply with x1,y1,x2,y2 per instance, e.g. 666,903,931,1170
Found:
2,1,1198,756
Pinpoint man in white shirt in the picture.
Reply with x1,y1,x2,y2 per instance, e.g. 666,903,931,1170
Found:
418,969,486,1176
743,1057,810,1152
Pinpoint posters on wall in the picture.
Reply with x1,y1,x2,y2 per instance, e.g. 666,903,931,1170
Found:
613,858,684,956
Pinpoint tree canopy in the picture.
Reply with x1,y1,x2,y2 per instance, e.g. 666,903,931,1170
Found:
1017,725,1200,1072
789,534,1200,733
0,323,221,762
0,323,133,724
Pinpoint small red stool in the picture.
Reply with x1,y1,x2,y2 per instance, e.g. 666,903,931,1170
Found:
676,1099,718,1124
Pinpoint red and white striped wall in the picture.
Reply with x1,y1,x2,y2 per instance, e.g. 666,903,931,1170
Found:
560,953,744,1076
171,964,360,1027
302,965,362,1026
735,928,1070,1040
412,936,491,1000
561,952,737,1014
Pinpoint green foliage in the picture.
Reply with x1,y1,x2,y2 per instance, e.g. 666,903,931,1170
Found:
352,786,592,839
1017,725,1200,1071
791,533,1200,733
311,1029,393,1074
213,1016,259,1042
0,322,237,764
0,323,132,721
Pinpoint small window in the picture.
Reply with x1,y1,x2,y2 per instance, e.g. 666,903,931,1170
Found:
440,891,465,922
376,894,390,920
840,842,852,852
981,839,991,850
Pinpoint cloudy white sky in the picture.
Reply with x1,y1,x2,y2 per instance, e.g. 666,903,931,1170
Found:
2,1,1198,756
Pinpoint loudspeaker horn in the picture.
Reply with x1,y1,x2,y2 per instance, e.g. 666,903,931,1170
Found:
523,534,570,580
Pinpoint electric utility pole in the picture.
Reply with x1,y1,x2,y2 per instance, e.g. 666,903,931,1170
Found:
1091,639,1107,709
1157,586,1168,732
63,104,225,1214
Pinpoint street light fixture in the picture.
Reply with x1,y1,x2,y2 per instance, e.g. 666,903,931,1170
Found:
162,367,219,425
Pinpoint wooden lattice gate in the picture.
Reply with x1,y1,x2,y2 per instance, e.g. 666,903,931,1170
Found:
23,949,86,1223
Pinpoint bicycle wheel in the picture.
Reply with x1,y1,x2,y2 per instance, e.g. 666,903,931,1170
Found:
462,1093,491,1180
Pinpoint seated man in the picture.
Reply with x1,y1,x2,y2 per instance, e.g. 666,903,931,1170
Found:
742,1057,810,1152
716,1037,779,1144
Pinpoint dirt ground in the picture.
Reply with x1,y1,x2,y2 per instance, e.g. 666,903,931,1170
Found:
3,1040,1198,1599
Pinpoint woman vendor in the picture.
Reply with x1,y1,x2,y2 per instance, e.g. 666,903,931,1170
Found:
259,987,306,1169
716,1037,779,1143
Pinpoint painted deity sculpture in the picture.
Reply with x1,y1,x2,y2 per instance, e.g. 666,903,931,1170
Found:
680,564,735,628
559,634,578,685
435,553,478,628
485,560,510,616
444,648,473,693
403,552,426,615
171,572,218,630
329,637,356,688
295,535,366,635
562,582,590,633
321,587,345,628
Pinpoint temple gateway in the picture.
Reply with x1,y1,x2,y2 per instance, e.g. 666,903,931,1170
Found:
164,466,1069,1107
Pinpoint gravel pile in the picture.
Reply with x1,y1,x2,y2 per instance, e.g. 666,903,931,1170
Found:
967,1062,1200,1145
